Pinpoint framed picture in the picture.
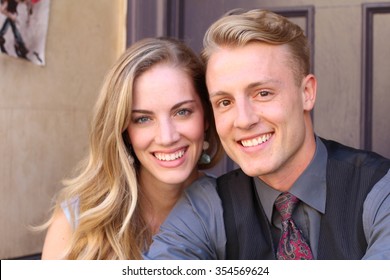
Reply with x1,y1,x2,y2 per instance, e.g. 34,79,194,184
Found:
0,0,50,65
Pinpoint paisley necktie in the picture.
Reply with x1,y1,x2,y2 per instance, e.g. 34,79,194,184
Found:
274,192,314,260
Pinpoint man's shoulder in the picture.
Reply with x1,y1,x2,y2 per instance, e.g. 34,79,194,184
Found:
321,137,390,188
321,137,390,165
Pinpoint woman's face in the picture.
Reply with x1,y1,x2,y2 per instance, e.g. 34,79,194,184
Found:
127,63,205,186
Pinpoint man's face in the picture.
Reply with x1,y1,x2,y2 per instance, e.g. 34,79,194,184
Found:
206,42,316,190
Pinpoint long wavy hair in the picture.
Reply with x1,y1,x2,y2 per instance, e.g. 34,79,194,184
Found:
43,37,223,259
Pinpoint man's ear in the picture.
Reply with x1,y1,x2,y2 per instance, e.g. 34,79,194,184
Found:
301,74,317,111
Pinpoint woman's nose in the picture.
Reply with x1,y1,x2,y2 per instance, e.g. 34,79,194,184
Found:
155,119,180,145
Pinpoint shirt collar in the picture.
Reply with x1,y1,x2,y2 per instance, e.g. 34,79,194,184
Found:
255,136,327,222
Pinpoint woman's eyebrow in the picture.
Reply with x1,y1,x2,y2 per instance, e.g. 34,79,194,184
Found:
132,100,196,114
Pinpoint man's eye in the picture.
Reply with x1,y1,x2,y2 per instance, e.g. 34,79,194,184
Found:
258,90,271,97
219,99,231,107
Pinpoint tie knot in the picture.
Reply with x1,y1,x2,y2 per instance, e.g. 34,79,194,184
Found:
274,192,299,221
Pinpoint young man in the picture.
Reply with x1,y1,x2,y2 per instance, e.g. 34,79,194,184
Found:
144,9,390,260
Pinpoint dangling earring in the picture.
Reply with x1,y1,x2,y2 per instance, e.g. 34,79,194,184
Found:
198,140,211,165
127,154,134,165
127,145,134,165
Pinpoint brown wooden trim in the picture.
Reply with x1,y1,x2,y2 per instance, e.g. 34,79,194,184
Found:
166,0,184,39
361,3,390,150
270,6,315,122
126,0,136,46
271,6,315,74
126,0,184,45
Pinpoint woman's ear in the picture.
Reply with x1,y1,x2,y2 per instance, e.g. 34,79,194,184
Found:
122,130,132,150
204,119,209,131
301,74,317,111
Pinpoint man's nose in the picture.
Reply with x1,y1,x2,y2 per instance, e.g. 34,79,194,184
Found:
233,98,259,129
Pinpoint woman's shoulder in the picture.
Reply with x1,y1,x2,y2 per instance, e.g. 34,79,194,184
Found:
183,173,221,210
186,173,217,192
61,197,80,229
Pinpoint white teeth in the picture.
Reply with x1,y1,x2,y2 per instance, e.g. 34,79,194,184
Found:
154,150,185,161
241,133,272,147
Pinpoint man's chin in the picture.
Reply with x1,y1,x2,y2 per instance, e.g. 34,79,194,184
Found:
240,165,265,178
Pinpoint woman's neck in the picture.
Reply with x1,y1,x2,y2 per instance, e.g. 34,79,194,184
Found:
138,169,202,234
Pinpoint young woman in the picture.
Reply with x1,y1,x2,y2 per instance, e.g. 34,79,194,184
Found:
40,37,223,259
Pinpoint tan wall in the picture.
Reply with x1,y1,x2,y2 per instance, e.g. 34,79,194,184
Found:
0,0,126,259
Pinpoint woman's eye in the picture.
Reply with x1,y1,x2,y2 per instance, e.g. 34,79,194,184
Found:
176,108,191,117
134,116,150,124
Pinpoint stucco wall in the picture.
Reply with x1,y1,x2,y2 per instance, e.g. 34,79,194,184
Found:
0,0,126,259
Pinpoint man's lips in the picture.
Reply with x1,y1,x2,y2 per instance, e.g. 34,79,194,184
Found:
239,133,272,147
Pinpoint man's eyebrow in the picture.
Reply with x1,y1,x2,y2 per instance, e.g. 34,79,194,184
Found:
209,79,282,98
209,91,229,98
247,79,282,89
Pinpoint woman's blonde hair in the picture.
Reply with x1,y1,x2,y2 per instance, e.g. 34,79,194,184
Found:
201,9,310,85
45,37,222,259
